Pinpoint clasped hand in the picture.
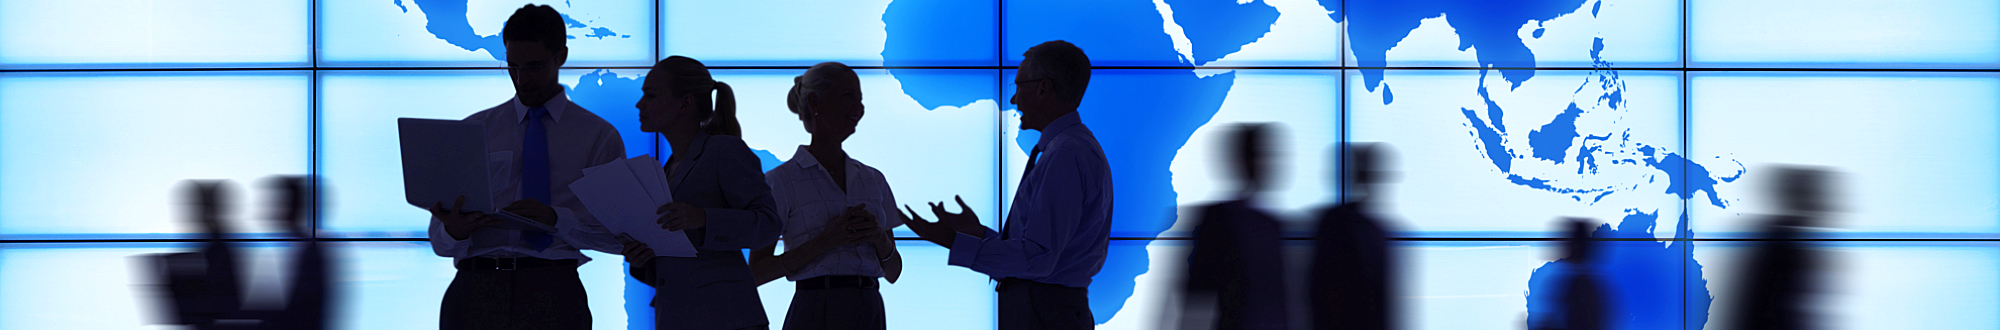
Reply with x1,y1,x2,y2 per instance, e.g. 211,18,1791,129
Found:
816,204,889,247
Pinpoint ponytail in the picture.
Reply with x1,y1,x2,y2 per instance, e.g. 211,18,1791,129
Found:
703,81,741,137
653,55,742,137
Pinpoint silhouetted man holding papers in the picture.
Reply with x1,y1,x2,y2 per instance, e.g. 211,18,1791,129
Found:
903,40,1113,330
425,4,625,329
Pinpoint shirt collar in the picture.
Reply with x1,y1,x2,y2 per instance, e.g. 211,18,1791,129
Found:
788,145,821,170
1032,112,1083,151
512,89,570,123
787,145,862,171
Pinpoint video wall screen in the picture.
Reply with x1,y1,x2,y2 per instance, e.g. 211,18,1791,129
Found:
0,0,1994,329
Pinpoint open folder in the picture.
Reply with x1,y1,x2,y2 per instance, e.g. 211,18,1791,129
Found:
397,118,555,233
570,155,698,257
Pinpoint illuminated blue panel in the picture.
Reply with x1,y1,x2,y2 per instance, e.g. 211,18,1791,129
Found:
1003,0,1303,67
1343,0,1682,70
0,0,309,69
753,241,996,330
0,72,310,237
318,69,650,236
663,0,996,67
1694,241,2000,329
1005,69,1341,238
1400,240,1706,330
707,69,1000,238
0,243,187,328
319,0,653,67
1397,242,1556,330
1691,0,2000,68
1348,69,1689,238
1689,72,2000,238
317,70,513,236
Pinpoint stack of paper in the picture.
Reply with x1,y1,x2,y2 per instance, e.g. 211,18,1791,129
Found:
569,155,698,257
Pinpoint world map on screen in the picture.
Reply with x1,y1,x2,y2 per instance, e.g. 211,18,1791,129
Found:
399,0,1741,328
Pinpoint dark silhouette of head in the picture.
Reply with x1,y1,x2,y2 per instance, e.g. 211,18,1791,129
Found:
1563,218,1597,264
181,180,233,235
264,176,316,237
1011,40,1090,131
1769,165,1835,216
501,4,569,107
788,62,864,142
1225,123,1282,196
1341,143,1396,203
638,56,739,137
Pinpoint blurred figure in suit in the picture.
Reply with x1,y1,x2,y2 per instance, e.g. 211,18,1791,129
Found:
1309,143,1399,330
146,176,333,330
1728,166,1837,330
1180,123,1289,330
1536,218,1609,330
151,180,244,329
249,175,334,330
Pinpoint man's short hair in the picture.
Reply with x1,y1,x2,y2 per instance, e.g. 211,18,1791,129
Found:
1022,40,1091,107
502,4,567,53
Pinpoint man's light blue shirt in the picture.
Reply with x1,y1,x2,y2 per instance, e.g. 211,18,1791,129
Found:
948,112,1114,288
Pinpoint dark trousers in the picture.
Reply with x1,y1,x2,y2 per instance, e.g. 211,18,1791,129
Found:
997,278,1092,330
781,286,886,330
439,265,591,330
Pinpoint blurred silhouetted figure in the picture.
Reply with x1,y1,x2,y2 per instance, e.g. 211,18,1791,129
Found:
1727,166,1835,330
250,175,334,330
1309,143,1398,330
153,180,244,328
1538,218,1608,330
1181,123,1288,330
148,176,333,329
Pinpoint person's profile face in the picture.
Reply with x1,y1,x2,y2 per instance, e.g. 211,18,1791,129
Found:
809,72,865,142
504,40,565,104
635,74,690,134
1009,63,1049,130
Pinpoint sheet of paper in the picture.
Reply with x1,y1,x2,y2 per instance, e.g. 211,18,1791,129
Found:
571,159,696,257
623,155,671,205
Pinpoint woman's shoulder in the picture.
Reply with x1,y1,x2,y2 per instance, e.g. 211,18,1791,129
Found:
698,134,756,157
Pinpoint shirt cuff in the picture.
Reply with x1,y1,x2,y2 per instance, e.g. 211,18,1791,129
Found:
946,232,986,268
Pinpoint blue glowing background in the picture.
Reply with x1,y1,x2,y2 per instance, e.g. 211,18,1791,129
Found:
0,0,1996,329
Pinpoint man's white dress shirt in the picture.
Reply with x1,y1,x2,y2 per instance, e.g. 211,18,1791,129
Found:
427,90,627,262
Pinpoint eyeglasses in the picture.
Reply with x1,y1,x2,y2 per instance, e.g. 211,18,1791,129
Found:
506,62,552,72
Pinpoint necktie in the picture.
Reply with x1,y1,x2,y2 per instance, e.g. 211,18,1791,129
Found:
522,106,554,251
1003,146,1043,240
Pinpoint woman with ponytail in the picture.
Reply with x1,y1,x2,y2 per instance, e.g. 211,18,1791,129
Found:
621,55,781,330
